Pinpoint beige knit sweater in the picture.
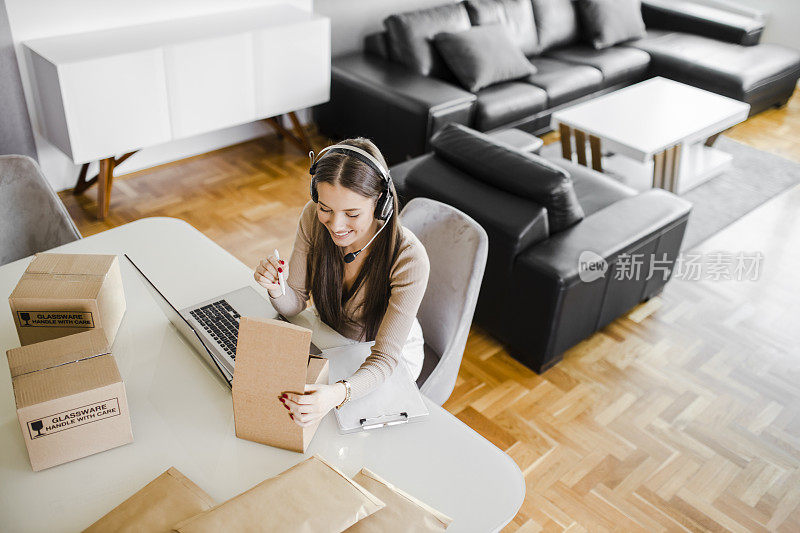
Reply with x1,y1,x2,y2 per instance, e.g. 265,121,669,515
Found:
269,201,430,400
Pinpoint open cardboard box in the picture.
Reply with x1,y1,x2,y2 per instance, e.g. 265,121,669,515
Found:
6,329,133,471
232,317,328,453
9,253,126,346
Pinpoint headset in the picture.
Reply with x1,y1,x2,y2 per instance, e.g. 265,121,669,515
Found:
308,144,394,221
308,144,395,263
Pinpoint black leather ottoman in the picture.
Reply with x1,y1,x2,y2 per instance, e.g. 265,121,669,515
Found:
624,30,800,114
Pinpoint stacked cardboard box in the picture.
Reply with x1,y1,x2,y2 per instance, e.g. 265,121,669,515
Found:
9,253,126,346
6,329,133,471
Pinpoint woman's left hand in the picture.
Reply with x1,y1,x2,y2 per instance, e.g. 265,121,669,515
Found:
281,383,345,427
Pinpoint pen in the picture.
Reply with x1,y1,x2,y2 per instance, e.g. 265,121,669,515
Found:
274,248,286,296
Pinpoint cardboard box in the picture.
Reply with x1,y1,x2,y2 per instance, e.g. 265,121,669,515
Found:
9,253,126,346
6,329,133,471
232,317,329,453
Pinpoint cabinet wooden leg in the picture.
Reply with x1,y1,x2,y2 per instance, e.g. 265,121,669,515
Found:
73,151,137,197
705,133,721,147
97,157,115,220
287,111,314,153
265,112,314,154
559,124,572,161
73,163,91,195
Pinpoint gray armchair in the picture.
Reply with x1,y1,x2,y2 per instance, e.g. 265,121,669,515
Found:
400,197,488,405
0,155,81,265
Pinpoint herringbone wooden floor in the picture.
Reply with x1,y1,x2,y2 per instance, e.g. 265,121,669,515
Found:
60,90,800,532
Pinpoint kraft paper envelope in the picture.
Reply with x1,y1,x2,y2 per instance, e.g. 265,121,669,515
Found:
347,468,453,531
173,455,385,532
233,316,328,452
83,467,214,533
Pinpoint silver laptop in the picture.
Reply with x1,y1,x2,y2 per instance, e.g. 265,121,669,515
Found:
125,254,320,388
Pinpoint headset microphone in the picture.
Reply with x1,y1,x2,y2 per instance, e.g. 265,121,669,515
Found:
343,220,388,263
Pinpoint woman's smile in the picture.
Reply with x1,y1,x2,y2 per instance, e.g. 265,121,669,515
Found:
330,229,354,241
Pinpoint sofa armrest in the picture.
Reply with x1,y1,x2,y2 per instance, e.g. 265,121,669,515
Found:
312,52,476,164
642,0,764,46
508,189,692,371
519,189,692,285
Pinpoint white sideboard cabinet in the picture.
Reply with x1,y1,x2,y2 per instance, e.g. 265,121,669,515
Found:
24,3,330,219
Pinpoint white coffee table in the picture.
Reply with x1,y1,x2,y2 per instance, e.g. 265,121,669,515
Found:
551,77,750,194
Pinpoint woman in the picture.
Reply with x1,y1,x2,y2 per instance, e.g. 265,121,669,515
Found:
254,138,430,428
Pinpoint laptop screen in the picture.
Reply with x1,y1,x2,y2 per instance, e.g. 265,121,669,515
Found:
124,254,233,388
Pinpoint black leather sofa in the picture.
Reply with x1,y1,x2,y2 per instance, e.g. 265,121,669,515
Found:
392,123,692,373
314,0,800,165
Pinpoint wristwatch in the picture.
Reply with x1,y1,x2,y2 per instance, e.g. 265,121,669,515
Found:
335,379,351,409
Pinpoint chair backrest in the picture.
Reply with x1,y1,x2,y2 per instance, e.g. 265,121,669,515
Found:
0,155,81,266
400,197,488,405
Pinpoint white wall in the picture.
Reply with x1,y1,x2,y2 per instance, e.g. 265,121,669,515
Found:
675,0,800,49
314,0,457,56
5,0,311,191
720,0,800,49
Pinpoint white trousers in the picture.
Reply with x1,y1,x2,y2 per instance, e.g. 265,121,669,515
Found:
402,317,425,381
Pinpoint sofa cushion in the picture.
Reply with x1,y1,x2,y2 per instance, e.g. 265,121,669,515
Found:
364,32,390,60
474,82,549,130
405,155,550,254
384,3,472,79
577,0,646,49
465,0,538,56
545,45,650,86
526,57,603,106
434,25,537,92
623,31,800,107
531,0,581,53
431,123,585,233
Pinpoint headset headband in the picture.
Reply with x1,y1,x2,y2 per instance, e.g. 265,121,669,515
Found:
308,144,390,182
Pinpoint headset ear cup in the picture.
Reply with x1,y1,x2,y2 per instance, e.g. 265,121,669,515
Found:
382,178,395,220
310,177,318,203
374,192,385,219
376,190,393,221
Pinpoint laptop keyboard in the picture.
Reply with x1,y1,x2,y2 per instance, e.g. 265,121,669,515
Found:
190,300,241,360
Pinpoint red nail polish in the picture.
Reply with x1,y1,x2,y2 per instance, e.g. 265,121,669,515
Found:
290,414,294,419
280,260,285,265
284,403,290,410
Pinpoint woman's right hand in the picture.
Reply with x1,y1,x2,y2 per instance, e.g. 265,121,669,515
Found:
254,254,287,298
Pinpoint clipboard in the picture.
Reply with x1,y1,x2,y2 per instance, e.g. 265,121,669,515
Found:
324,342,429,433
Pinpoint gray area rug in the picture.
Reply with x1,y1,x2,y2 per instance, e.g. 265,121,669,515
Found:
540,137,800,251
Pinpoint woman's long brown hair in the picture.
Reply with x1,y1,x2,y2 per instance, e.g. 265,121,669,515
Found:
307,138,401,341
